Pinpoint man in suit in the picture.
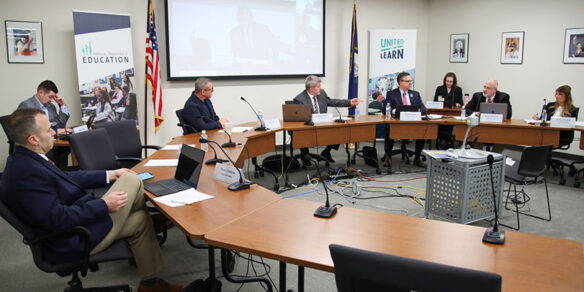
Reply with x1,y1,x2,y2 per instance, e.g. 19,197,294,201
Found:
381,72,427,168
293,75,360,166
464,79,512,153
18,80,70,169
182,77,229,133
0,109,182,292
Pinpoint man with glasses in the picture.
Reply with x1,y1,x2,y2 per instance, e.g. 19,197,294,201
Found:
182,77,229,133
381,71,427,168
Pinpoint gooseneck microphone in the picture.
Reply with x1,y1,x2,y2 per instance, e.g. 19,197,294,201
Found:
240,96,267,131
199,136,255,191
221,129,237,148
312,157,340,218
177,123,228,165
333,106,345,123
482,154,505,245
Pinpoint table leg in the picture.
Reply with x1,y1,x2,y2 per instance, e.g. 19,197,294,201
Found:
298,266,304,292
280,261,286,292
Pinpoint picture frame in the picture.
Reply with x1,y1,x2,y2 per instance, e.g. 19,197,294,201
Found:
449,33,469,63
501,31,524,64
4,20,44,64
563,28,584,64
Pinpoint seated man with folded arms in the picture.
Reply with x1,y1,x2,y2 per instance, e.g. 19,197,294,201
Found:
182,77,229,133
0,109,182,292
293,75,360,166
464,79,512,153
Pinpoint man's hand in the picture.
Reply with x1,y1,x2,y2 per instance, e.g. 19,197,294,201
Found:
53,94,66,106
107,168,136,182
102,191,128,212
219,118,229,128
350,98,362,106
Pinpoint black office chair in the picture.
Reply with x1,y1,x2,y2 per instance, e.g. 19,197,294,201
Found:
548,107,579,185
0,187,133,292
329,244,502,292
501,144,553,230
92,120,160,168
0,115,15,155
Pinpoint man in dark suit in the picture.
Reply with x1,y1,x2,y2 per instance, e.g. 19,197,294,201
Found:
381,72,427,168
293,75,360,166
182,77,229,133
0,109,182,292
464,79,512,153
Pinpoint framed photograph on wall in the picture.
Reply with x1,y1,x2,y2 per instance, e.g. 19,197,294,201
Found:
4,20,44,64
500,31,524,64
450,33,469,63
563,28,584,64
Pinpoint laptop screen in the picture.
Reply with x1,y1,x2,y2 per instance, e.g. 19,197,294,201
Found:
175,144,205,188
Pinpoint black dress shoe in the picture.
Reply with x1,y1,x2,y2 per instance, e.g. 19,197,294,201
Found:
413,158,426,168
382,155,392,167
320,150,335,163
301,154,312,167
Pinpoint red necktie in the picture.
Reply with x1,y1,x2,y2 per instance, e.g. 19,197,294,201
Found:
48,159,55,165
313,96,320,113
402,92,408,105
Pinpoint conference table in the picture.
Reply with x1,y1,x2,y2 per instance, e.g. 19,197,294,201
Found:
133,117,583,291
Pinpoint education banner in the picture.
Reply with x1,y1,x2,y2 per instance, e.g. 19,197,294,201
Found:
72,10,138,126
368,29,417,104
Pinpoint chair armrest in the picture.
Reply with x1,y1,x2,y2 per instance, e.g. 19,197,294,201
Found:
142,145,161,150
115,156,143,163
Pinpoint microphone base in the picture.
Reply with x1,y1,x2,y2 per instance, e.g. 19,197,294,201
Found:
228,180,254,191
304,121,314,126
205,158,228,165
222,141,237,148
482,227,505,245
334,118,346,123
314,205,338,218
255,126,268,131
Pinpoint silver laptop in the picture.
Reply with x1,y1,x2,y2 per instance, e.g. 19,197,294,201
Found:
480,103,508,120
282,104,312,122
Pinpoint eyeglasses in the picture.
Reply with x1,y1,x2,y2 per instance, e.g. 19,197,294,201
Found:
204,87,214,92
400,79,412,83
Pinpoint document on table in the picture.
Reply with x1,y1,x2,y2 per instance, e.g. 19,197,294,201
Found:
161,144,195,150
575,121,584,127
231,127,253,133
153,188,214,207
144,159,178,167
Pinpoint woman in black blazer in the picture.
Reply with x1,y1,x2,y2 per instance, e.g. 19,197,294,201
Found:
433,72,463,108
533,85,579,147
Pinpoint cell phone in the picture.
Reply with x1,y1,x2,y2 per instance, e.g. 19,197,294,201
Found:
137,171,154,181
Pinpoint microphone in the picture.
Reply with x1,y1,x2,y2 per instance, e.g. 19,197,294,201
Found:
540,98,547,126
199,136,255,191
482,154,505,245
333,106,345,123
311,156,339,218
177,123,227,165
177,122,198,134
240,96,267,131
221,128,237,148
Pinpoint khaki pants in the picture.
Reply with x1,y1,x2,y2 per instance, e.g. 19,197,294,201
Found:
91,173,163,279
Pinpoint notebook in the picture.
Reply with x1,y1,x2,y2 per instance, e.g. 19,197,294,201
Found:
144,144,205,197
480,103,508,120
282,104,312,122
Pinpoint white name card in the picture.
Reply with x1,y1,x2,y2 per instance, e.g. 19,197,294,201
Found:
426,101,444,109
264,118,281,130
213,163,244,184
400,111,422,121
550,117,576,128
72,125,88,134
480,113,503,123
312,113,334,123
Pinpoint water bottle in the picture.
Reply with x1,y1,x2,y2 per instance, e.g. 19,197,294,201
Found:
200,130,208,152
257,110,264,127
385,103,391,119
354,106,360,120
460,108,466,119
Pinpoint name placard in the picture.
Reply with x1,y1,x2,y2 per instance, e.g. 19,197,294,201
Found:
426,101,444,109
72,125,88,133
312,113,334,123
550,117,576,128
213,163,244,184
480,113,503,123
264,118,281,130
400,111,422,121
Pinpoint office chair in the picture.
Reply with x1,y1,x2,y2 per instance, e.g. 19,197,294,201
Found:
92,120,160,168
501,144,553,231
0,188,133,292
176,109,190,135
0,115,15,155
329,244,502,292
548,107,579,185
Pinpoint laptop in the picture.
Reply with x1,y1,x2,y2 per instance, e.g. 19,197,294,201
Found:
395,105,419,119
282,104,312,122
480,103,508,120
144,144,205,196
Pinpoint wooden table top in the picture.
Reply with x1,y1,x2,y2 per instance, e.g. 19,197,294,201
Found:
205,198,584,291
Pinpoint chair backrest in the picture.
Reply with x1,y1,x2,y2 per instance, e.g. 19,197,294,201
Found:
557,107,579,149
518,144,553,178
369,100,383,110
69,128,118,170
284,100,299,105
92,120,142,158
329,244,501,292
176,109,188,135
0,115,15,155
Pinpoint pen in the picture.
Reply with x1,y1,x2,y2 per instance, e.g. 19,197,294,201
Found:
170,200,192,206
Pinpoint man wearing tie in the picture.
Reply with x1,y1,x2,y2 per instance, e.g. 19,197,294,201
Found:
381,72,427,168
293,75,359,166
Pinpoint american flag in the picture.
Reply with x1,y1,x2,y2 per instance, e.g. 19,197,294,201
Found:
146,0,163,132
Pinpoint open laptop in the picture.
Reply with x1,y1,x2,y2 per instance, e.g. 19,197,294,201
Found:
395,105,419,119
144,144,205,196
282,104,312,122
480,103,508,120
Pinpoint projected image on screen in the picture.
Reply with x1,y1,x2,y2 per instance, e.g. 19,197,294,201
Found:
166,0,324,79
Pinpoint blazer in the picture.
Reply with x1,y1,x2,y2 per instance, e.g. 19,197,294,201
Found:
293,89,350,114
464,91,512,119
543,102,579,147
433,85,463,105
182,92,222,133
18,95,69,128
382,88,427,115
0,146,111,264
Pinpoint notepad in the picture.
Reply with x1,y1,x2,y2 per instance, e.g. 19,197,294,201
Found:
144,159,179,167
153,188,214,207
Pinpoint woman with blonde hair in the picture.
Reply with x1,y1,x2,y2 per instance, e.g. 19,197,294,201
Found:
533,85,578,146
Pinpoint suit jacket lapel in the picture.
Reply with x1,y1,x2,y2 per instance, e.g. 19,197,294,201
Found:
20,147,84,191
